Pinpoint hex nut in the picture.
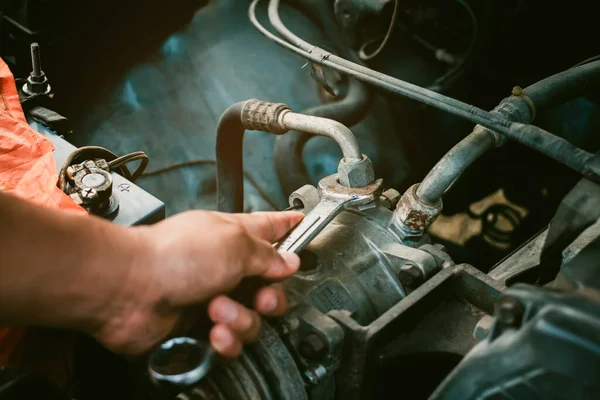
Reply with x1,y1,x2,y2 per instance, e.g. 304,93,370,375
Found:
380,188,401,210
390,184,442,238
337,154,375,188
289,184,321,213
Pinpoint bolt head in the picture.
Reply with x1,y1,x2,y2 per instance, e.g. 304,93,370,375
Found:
398,262,424,287
298,333,328,360
496,297,524,326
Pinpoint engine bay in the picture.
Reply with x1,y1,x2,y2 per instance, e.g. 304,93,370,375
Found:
1,0,600,399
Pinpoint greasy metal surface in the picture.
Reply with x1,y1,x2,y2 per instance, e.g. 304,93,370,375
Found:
490,218,600,285
288,205,407,324
327,264,505,399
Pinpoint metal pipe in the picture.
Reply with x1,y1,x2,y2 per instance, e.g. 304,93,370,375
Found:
416,125,500,205
252,0,600,184
280,111,362,162
274,0,373,196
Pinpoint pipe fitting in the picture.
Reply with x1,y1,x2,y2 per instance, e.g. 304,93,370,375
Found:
241,99,290,134
289,184,321,213
389,184,442,239
337,154,375,188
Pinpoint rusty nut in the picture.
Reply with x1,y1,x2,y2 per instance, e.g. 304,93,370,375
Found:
390,184,442,238
337,154,375,188
379,188,401,210
289,184,321,213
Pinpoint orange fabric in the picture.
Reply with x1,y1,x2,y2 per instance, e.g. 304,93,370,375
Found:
0,57,84,380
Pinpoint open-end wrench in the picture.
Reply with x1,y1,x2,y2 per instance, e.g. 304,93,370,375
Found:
148,175,383,392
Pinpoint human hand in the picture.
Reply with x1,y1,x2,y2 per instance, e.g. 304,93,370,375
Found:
93,210,303,358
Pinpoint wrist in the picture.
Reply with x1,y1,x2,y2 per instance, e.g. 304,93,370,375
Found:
85,224,165,353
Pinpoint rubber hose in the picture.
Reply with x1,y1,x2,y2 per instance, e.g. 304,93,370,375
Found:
274,0,372,196
216,101,247,213
416,60,600,205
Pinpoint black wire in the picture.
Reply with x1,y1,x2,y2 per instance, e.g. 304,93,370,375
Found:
141,160,282,211
467,204,523,244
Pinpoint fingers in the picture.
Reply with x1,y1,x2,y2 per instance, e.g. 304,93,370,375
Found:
254,283,287,316
245,239,301,279
207,288,287,357
210,324,242,358
208,295,261,357
228,211,304,243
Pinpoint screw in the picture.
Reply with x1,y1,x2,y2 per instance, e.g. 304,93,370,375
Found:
81,188,98,201
30,43,43,79
398,262,424,287
496,297,524,327
298,333,328,360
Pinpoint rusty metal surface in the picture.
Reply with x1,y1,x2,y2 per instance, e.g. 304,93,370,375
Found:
390,183,442,237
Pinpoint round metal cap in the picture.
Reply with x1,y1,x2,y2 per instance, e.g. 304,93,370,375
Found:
82,173,107,189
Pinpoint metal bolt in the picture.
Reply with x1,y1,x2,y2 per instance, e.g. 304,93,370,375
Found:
298,333,328,360
398,262,424,287
303,370,318,385
472,315,494,341
30,43,43,78
496,297,524,327
81,188,98,201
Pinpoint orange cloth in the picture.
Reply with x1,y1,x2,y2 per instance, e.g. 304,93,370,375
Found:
0,58,84,378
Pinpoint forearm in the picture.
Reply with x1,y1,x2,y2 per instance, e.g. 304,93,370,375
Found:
0,191,149,335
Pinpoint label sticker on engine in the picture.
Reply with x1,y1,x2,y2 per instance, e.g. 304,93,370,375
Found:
309,279,358,315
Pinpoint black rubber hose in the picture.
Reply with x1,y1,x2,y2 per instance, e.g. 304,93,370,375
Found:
417,60,600,205
274,0,372,196
216,101,247,213
525,60,600,112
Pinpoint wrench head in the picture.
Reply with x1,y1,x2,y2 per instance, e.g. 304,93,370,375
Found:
318,174,383,208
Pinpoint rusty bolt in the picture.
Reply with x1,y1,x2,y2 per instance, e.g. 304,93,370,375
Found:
298,332,328,361
398,262,424,287
496,297,524,327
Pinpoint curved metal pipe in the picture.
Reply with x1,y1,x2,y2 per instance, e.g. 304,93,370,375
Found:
274,0,372,196
275,78,372,195
216,101,248,213
416,60,600,206
216,99,363,213
281,111,362,161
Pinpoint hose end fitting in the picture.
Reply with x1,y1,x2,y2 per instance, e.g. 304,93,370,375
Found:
241,99,290,134
389,184,442,239
338,154,375,188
